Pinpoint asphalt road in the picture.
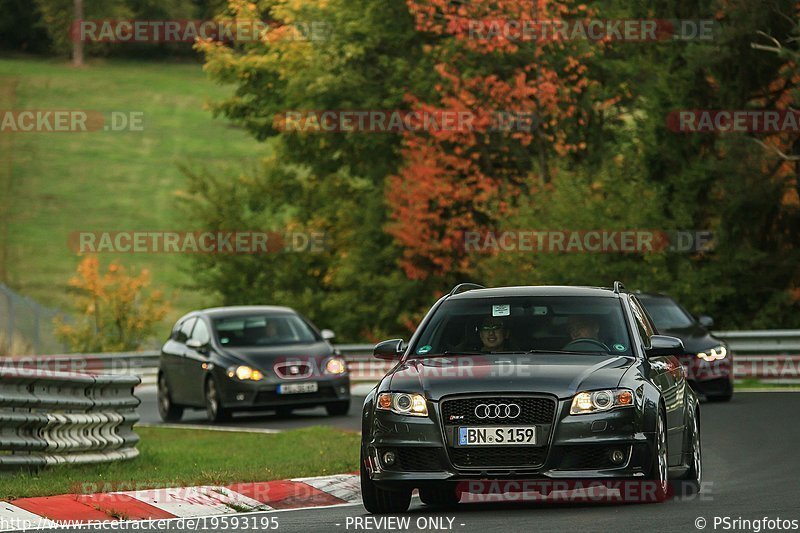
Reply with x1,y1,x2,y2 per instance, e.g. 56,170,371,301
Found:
135,387,364,432
94,392,800,533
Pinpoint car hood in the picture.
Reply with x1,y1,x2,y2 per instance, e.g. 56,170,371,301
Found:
387,353,635,400
219,342,333,371
657,325,724,353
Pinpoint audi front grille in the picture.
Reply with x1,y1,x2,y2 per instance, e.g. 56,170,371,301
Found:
440,395,557,470
441,396,556,426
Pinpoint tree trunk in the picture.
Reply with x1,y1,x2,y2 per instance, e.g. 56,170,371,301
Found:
72,0,84,67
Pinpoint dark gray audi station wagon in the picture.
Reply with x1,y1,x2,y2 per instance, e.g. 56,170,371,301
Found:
360,283,701,513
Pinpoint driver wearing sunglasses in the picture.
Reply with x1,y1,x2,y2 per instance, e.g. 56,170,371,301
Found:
477,317,511,352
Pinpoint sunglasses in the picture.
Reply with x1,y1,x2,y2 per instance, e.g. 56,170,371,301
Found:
479,324,504,332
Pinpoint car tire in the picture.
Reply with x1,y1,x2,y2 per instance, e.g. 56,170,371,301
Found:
326,400,350,417
676,408,702,496
646,407,669,503
419,485,460,507
157,373,183,422
360,448,412,514
205,376,231,423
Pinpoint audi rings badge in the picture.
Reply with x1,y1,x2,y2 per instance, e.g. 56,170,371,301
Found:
474,403,521,419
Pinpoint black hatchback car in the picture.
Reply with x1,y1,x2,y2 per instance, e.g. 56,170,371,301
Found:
158,306,350,422
637,293,733,401
360,283,701,513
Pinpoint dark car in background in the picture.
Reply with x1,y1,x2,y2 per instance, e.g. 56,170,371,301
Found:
158,306,350,422
360,283,701,513
637,293,733,402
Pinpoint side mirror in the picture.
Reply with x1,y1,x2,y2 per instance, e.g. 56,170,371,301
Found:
645,335,685,358
321,329,336,341
373,339,405,361
697,315,714,329
186,338,209,353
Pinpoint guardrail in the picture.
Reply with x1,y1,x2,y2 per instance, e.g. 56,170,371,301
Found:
715,330,800,354
0,369,140,470
2,331,798,387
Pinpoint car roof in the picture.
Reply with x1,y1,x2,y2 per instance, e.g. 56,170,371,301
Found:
195,305,298,318
448,285,620,300
633,291,673,300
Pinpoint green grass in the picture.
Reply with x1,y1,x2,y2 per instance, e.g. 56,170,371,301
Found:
734,379,800,390
0,56,265,338
0,426,360,500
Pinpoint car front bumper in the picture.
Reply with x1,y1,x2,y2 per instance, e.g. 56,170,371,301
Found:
678,355,733,396
364,397,655,487
217,373,351,410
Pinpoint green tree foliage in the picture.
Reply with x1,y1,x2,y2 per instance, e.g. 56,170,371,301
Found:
186,0,800,337
480,0,800,328
28,0,219,58
189,0,439,340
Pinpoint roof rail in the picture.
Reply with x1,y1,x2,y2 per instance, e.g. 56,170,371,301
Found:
613,281,626,294
449,283,486,296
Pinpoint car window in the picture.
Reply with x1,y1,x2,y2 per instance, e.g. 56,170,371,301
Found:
190,319,210,345
638,296,695,329
176,317,196,343
213,314,318,347
411,296,633,356
629,297,653,348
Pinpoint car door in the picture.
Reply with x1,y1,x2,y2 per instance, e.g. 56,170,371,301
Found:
160,319,186,393
630,296,686,462
170,316,197,404
183,317,212,406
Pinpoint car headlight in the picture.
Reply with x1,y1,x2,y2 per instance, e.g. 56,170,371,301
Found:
570,389,633,415
227,365,264,381
376,392,428,417
325,357,347,374
697,345,727,362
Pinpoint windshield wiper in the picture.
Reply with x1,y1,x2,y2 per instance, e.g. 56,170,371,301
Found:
525,349,603,355
419,350,485,357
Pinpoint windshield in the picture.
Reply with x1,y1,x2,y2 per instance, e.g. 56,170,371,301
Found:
412,296,633,356
212,314,318,347
638,296,695,330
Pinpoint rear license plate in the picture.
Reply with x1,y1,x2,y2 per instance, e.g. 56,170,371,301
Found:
277,382,318,394
458,426,537,446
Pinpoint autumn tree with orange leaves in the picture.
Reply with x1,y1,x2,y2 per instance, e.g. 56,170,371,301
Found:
192,0,800,338
387,0,608,280
56,257,170,352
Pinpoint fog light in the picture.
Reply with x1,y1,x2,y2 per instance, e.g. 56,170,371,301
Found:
382,451,396,466
611,449,626,464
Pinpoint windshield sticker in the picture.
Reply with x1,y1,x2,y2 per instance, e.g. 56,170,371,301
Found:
492,304,510,317
613,344,626,352
220,337,229,344
532,306,548,315
417,345,432,354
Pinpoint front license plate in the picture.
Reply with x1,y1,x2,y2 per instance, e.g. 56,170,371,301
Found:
277,382,318,394
458,426,537,446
